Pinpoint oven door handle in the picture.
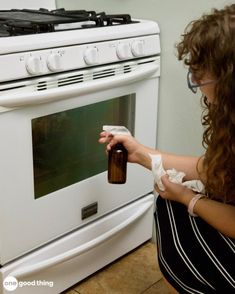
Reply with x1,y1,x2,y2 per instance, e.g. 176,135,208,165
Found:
0,62,159,108
10,200,153,279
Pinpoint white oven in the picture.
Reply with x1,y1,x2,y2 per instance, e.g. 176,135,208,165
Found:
0,2,160,293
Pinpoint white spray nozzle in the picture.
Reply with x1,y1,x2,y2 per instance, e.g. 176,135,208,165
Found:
103,125,131,135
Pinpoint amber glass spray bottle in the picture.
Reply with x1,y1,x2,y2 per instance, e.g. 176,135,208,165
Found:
108,143,128,184
103,125,130,184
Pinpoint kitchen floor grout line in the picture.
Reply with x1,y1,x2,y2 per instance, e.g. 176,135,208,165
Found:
140,277,163,294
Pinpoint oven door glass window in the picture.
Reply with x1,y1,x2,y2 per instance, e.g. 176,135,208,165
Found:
32,94,135,199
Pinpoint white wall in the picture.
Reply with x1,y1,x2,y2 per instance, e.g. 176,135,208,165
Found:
57,0,232,156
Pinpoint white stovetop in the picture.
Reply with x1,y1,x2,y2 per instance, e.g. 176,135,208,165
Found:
0,0,56,10
0,19,160,55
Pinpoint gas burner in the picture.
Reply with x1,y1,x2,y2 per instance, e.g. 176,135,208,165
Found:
0,8,137,36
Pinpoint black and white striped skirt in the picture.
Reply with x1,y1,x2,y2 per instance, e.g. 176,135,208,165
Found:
154,196,235,293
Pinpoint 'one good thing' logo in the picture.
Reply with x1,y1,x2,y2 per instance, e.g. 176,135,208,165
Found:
3,276,54,291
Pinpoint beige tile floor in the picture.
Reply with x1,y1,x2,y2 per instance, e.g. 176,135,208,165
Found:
62,241,171,294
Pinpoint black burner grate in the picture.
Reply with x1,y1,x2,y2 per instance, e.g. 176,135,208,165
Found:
0,8,137,37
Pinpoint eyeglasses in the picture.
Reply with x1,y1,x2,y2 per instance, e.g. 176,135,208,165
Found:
187,69,216,93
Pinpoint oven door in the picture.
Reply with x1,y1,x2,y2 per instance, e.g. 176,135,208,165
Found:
0,57,160,264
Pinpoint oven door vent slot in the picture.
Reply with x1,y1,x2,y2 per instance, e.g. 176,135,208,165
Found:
37,81,47,91
58,74,84,87
123,65,132,73
93,68,115,80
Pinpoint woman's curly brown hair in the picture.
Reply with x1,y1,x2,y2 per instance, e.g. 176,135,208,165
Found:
177,4,235,204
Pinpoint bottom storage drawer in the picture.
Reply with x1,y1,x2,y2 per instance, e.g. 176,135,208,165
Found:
0,194,154,294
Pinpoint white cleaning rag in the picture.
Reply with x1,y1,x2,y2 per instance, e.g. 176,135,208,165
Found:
149,154,204,193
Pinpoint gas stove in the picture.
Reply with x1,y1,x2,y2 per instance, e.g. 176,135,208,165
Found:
0,8,137,37
0,4,160,293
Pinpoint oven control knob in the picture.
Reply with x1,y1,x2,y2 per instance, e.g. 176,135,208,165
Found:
116,43,132,60
26,56,43,75
83,47,99,65
131,40,145,57
47,53,62,72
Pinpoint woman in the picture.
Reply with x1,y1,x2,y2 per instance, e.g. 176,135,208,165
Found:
99,4,235,293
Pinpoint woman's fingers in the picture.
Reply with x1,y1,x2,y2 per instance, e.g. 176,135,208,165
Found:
98,131,112,143
99,132,120,151
161,174,170,186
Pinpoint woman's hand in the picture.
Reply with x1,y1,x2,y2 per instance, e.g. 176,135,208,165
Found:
99,131,153,169
154,174,195,206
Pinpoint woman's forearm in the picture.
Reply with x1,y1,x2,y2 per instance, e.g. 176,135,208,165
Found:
192,197,235,238
99,132,202,180
136,146,201,180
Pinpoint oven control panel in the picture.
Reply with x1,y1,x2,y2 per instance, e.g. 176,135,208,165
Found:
0,35,160,82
